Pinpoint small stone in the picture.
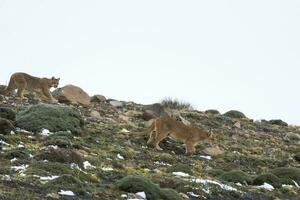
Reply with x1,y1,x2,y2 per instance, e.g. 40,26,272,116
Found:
110,100,125,108
90,95,106,103
202,146,224,156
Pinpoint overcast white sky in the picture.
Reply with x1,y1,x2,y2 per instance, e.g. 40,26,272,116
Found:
0,0,300,124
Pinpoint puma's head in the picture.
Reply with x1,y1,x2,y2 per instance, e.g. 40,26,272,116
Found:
51,77,60,88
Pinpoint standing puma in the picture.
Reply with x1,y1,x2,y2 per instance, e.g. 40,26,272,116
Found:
5,72,60,102
133,117,213,154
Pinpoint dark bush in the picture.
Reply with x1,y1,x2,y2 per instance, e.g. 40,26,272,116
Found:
223,110,246,119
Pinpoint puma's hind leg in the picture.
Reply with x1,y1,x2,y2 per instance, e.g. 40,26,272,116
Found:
185,141,196,155
153,132,169,151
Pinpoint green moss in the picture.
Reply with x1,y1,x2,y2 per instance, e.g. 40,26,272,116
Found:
117,175,161,200
28,161,72,176
167,163,193,175
268,119,288,127
208,169,225,177
43,175,86,195
0,107,16,121
4,148,31,159
271,167,300,185
0,118,14,135
253,173,281,188
16,104,84,133
117,175,181,200
159,188,182,200
45,134,72,148
223,110,246,119
219,170,252,184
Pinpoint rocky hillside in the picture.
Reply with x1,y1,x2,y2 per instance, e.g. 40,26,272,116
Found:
0,88,300,200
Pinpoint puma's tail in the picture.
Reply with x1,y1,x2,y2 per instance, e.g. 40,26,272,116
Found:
129,121,155,136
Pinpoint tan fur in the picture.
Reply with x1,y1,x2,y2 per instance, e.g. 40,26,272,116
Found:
136,117,213,155
5,72,60,102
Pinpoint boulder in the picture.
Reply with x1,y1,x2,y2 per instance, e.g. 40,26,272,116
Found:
16,104,84,133
0,117,14,135
284,132,300,142
109,100,125,108
202,146,224,156
90,95,106,103
142,103,170,120
52,84,90,106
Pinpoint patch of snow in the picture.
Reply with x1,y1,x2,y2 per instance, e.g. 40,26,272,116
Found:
40,176,59,181
172,172,190,177
83,161,96,170
199,155,212,160
122,128,130,133
154,161,172,166
187,192,200,197
236,183,243,186
47,145,58,150
102,167,114,171
193,178,238,192
10,158,17,163
1,175,11,181
0,140,10,146
70,163,81,170
29,154,34,158
106,158,112,161
17,144,25,148
15,128,32,134
136,192,146,199
292,180,300,188
10,131,15,135
58,190,75,196
282,184,294,188
121,194,127,198
40,129,52,136
11,164,28,173
117,154,124,160
256,183,274,191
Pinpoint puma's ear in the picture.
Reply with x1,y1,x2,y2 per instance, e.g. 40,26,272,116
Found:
58,78,60,81
52,76,55,80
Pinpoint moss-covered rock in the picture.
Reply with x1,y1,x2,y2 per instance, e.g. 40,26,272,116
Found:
253,173,281,188
269,119,288,127
16,104,84,133
219,170,252,184
0,107,16,121
205,109,220,115
159,188,182,200
167,163,193,175
223,110,246,119
117,175,181,200
35,148,83,166
45,132,73,148
271,167,300,185
0,117,14,135
4,148,31,159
